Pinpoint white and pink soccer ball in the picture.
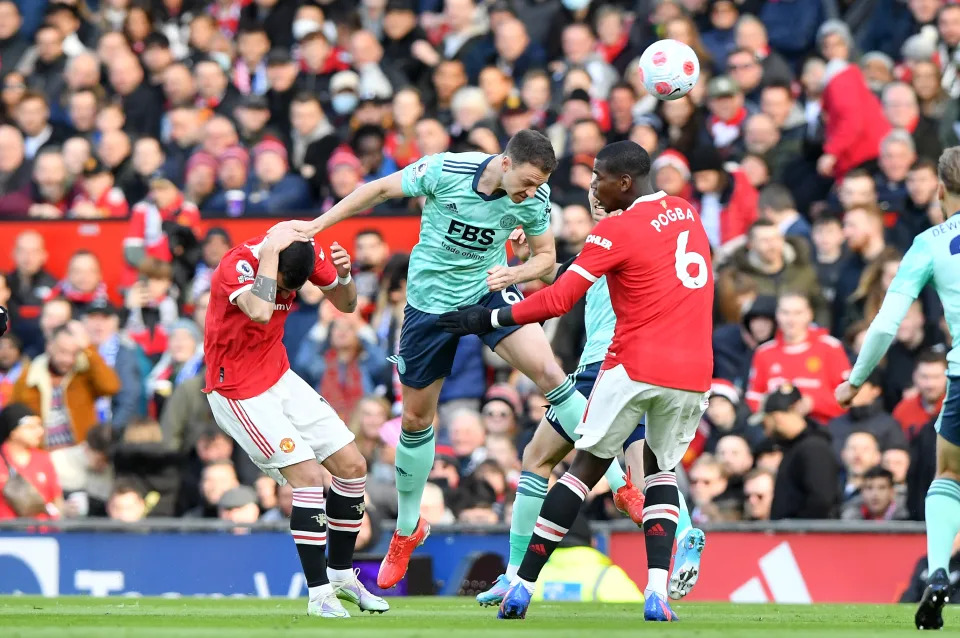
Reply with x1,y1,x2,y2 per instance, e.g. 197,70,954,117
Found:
637,39,700,101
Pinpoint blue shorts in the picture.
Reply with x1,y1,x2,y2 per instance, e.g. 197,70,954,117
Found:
937,376,960,447
397,285,524,389
545,361,646,450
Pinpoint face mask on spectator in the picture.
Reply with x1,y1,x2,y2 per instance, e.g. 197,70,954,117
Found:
332,93,358,115
293,19,322,42
562,0,591,10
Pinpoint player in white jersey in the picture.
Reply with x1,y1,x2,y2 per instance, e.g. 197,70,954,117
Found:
836,146,960,630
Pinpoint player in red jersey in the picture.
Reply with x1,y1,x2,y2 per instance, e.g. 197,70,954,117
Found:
438,141,714,621
203,228,388,618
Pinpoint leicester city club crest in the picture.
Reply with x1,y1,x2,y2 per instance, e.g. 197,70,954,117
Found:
500,214,518,229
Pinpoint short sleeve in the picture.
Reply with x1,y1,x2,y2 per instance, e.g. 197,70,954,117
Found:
888,235,933,300
219,249,258,304
308,242,338,290
401,153,444,197
124,207,145,244
523,187,551,237
569,218,626,281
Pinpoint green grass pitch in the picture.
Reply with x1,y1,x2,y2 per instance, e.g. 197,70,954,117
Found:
0,596,953,637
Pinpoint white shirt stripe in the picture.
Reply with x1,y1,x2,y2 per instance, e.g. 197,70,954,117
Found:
569,264,598,283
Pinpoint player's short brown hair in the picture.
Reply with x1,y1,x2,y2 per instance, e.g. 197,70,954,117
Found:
504,129,557,175
938,146,960,196
139,256,173,281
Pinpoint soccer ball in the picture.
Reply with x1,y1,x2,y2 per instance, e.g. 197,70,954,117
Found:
637,39,700,101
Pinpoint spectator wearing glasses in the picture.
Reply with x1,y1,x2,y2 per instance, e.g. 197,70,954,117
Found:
743,467,775,521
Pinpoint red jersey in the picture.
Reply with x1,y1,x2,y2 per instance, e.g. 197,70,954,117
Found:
511,191,714,392
0,443,61,520
203,235,339,399
746,327,852,423
893,393,943,441
72,186,129,219
124,195,201,262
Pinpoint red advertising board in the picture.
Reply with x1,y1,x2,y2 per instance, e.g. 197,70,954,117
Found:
609,531,925,603
0,217,423,302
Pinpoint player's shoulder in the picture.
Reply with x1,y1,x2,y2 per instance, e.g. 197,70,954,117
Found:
754,340,779,355
438,151,486,175
816,333,844,349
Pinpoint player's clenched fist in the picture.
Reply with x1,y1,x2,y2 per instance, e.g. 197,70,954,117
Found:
486,265,519,292
437,305,493,336
0,306,7,337
330,242,352,278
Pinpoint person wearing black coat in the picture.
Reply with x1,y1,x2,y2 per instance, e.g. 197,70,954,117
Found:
826,370,908,460
240,0,299,49
907,417,938,521
759,384,840,520
713,294,777,390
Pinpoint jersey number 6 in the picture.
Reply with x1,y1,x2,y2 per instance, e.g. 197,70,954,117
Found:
675,231,708,289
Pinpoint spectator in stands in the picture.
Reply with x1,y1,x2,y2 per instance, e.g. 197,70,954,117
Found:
743,114,802,191
28,148,79,218
449,409,486,473
106,481,147,523
245,137,312,214
688,453,728,524
848,464,909,522
759,384,839,519
108,52,162,138
893,349,948,441
811,214,846,314
875,130,916,214
420,480,455,525
881,82,942,161
38,297,71,346
718,220,827,325
840,430,883,503
901,533,960,604
690,145,759,250
652,149,692,199
353,229,390,313
742,467,775,521
321,148,367,213
6,230,55,337
702,378,763,452
348,396,391,465
47,251,108,314
124,258,179,363
826,370,907,459
757,184,811,242
883,445,910,510
234,95,274,148
453,475,500,524
128,137,168,206
760,81,806,144
701,75,751,160
13,321,120,451
206,145,252,216
352,124,397,182
0,403,61,520
725,48,765,107
895,158,942,251
700,0,738,71
82,300,142,431
185,459,240,518
62,136,92,181
289,92,338,200
0,125,31,217
69,158,129,219
480,384,521,439
735,13,793,83
817,47,891,180
0,334,25,411
834,205,889,335
295,315,388,421
747,292,851,424
190,228,232,303
146,319,203,418
715,433,752,504
219,485,261,533
0,2,27,77
184,151,218,209
713,293,776,389
194,56,242,118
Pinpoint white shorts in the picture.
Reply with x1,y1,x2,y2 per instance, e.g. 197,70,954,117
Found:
206,369,355,484
574,364,709,470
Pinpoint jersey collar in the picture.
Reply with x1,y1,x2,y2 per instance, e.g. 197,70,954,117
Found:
472,155,506,201
630,191,667,207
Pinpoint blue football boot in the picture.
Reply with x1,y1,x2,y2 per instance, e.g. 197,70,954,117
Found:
644,591,679,622
497,581,531,620
477,574,512,607
669,528,705,600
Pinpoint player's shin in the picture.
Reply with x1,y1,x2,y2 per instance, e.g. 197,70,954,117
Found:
516,471,590,593
395,426,435,536
604,457,627,492
925,476,960,574
326,476,366,576
508,471,549,580
291,487,332,598
642,470,680,598
545,380,587,440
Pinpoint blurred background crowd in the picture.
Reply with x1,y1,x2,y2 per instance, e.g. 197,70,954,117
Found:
0,0,954,535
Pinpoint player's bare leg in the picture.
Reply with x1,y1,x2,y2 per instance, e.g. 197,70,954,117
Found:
623,439,705,599
377,379,443,588
917,434,960,629
281,460,349,618
321,443,389,613
498,449,612,619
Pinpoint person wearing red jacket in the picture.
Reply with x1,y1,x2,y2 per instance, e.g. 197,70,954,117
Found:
690,145,759,250
69,158,129,219
817,59,892,180
892,349,948,441
747,292,851,424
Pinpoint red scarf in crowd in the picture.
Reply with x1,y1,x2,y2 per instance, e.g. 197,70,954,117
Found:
319,350,365,421
596,33,630,65
44,281,109,305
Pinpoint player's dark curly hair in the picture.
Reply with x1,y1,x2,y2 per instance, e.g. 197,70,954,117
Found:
278,242,316,290
595,140,651,179
504,129,558,175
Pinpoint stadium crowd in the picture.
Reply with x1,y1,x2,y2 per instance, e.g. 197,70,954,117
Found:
0,0,954,532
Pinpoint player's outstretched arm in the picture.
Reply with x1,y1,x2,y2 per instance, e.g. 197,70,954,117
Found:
236,228,308,324
322,241,358,313
271,173,407,237
487,229,557,291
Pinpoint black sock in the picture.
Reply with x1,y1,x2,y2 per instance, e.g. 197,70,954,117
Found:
642,471,680,571
291,487,328,587
326,476,366,570
517,473,588,583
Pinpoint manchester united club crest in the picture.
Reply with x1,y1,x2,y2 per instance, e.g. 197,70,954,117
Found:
280,438,296,453
806,356,822,373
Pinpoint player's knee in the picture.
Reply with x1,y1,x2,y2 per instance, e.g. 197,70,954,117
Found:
534,360,568,393
521,441,561,475
401,409,435,432
337,454,367,479
283,462,326,489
